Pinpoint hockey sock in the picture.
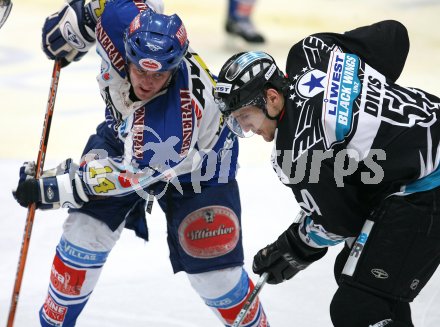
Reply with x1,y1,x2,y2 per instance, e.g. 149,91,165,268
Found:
39,212,123,326
189,267,268,327
39,237,109,326
214,271,268,327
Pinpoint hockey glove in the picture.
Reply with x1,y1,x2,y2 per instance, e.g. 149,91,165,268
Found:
13,159,89,209
42,0,96,67
253,222,328,284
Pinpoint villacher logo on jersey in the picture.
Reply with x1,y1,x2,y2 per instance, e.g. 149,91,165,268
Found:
178,206,240,259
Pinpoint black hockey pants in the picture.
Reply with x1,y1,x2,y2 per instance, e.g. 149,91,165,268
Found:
330,188,440,327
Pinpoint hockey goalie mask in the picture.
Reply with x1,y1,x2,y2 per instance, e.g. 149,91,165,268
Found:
124,9,189,72
215,51,286,137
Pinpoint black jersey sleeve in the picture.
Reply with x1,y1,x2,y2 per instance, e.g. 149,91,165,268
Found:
273,143,370,239
313,20,410,82
287,155,369,239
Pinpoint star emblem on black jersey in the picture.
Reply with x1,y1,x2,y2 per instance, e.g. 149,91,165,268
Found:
302,74,325,93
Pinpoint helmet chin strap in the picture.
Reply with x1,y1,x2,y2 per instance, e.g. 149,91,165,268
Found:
263,108,279,120
261,99,280,121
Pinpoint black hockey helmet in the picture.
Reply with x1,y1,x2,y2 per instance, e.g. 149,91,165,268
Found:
214,51,287,118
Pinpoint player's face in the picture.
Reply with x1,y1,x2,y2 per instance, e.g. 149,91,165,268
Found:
231,106,277,141
128,64,172,100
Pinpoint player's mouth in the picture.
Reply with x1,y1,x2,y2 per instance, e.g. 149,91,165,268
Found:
139,86,152,94
136,86,154,99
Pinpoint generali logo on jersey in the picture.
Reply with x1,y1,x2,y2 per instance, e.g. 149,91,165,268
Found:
192,98,203,127
134,0,149,12
176,23,187,46
96,20,125,72
178,206,240,258
129,14,141,34
133,108,145,159
180,89,193,157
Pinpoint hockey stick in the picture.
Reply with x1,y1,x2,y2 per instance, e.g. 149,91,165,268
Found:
7,60,62,327
232,272,269,327
231,210,305,326
0,0,12,29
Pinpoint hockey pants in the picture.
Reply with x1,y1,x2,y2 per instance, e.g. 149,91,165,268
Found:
331,190,440,327
39,212,268,326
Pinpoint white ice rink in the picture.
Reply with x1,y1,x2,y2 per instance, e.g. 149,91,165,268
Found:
1,0,440,326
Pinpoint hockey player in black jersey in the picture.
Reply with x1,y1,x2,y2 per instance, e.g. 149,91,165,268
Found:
214,20,440,327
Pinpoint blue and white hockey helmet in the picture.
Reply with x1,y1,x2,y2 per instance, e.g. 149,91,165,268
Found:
124,9,189,72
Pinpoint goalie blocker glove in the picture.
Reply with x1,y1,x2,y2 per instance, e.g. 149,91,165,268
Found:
253,222,327,284
42,0,97,67
13,159,89,209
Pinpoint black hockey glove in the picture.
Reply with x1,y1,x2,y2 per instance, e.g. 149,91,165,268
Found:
253,223,328,284
12,159,89,209
42,0,96,67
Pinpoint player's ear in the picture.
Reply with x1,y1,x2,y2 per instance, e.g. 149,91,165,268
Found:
266,88,278,104
266,88,284,116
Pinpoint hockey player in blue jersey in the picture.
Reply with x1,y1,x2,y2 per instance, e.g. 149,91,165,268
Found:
12,1,269,326
214,21,440,326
